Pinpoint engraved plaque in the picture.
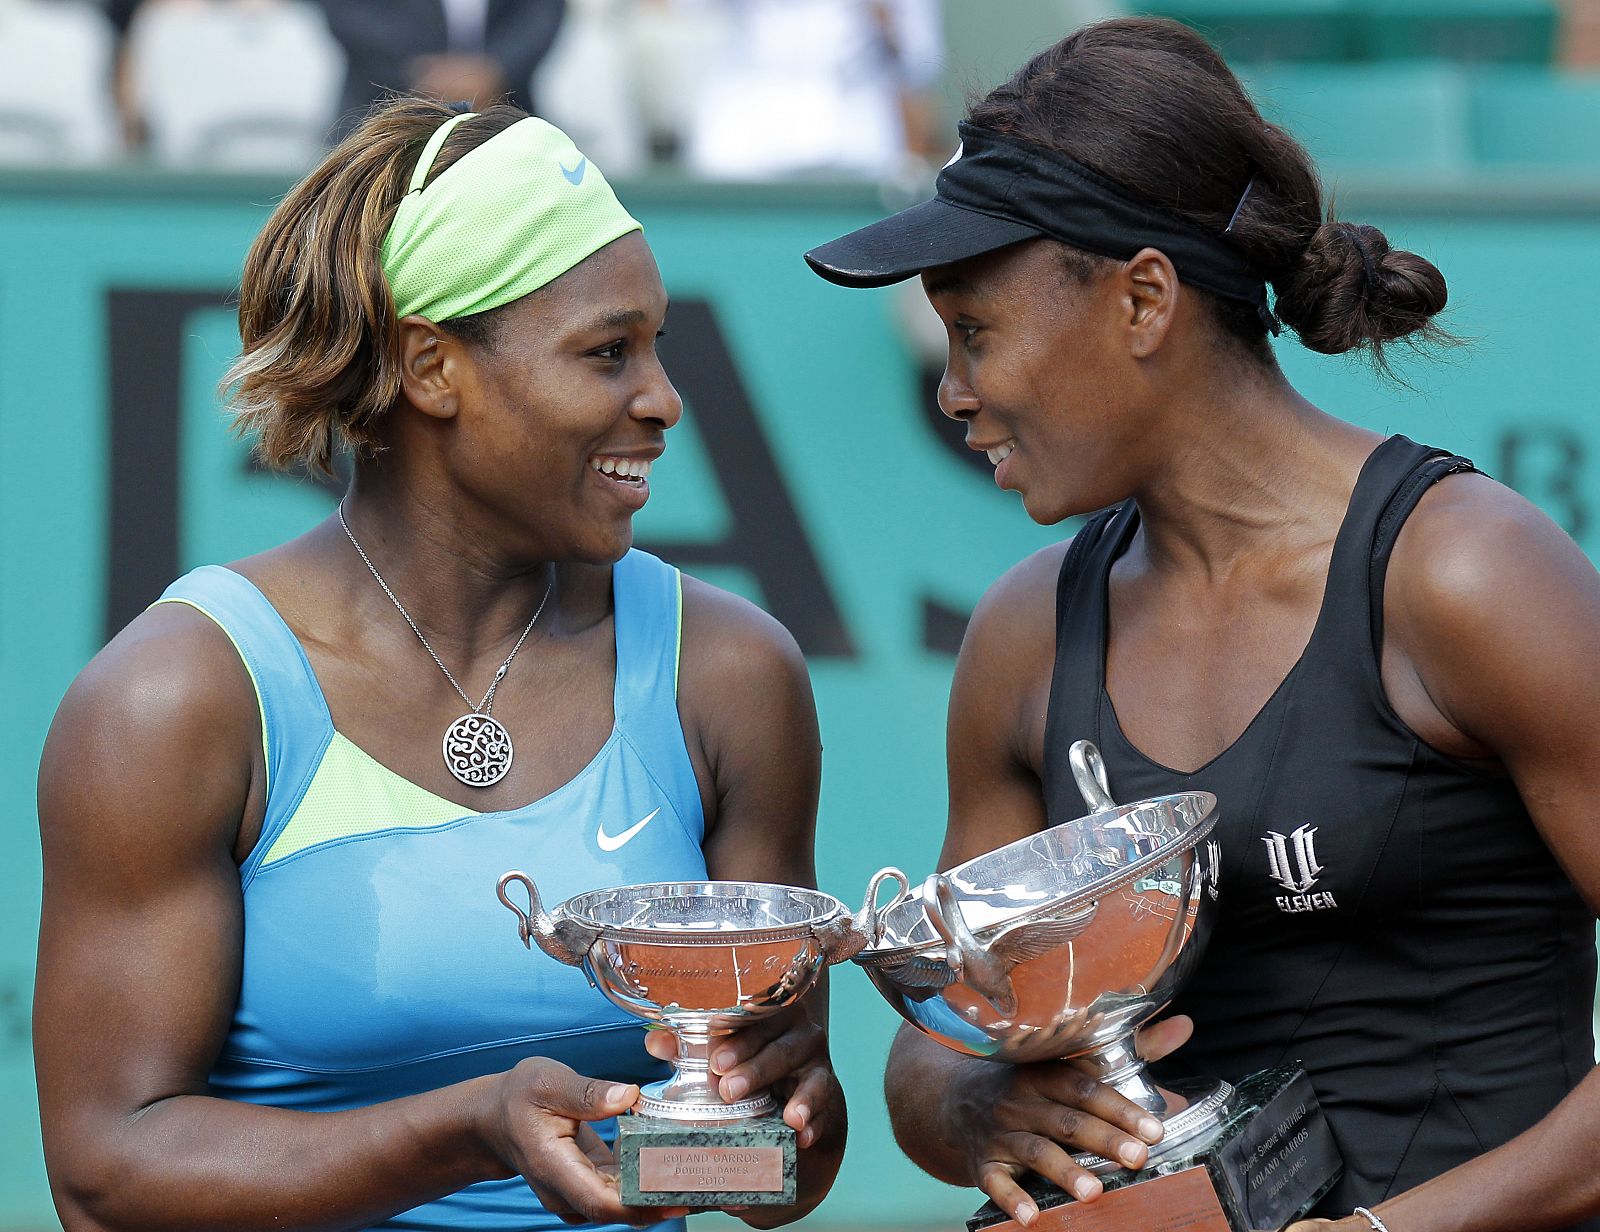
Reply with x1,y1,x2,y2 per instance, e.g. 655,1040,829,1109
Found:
636,1145,786,1194
1214,1069,1343,1230
983,1168,1231,1232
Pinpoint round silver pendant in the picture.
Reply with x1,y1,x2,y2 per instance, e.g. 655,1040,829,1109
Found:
442,713,513,787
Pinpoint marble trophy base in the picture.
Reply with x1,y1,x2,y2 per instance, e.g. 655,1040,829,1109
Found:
617,1111,797,1207
968,1066,1342,1232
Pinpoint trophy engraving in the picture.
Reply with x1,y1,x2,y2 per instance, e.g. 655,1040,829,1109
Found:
852,741,1341,1231
496,868,908,1206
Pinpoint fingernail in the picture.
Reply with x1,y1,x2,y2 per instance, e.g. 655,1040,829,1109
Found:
1139,1116,1164,1142
1119,1140,1145,1168
723,1076,749,1100
1074,1176,1100,1201
1016,1201,1038,1226
607,1083,632,1103
800,1126,816,1148
792,1103,810,1127
712,1050,736,1073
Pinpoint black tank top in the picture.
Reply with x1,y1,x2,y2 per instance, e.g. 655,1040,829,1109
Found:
1042,435,1597,1222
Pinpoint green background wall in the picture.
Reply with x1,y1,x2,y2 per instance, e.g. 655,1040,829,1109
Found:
1,169,1597,1228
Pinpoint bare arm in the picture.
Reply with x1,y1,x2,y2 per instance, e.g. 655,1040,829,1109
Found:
666,576,839,1226
36,606,675,1232
1293,475,1600,1232
883,545,1181,1223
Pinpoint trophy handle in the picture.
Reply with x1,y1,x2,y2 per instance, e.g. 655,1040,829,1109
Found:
817,867,911,964
1069,739,1117,812
924,872,1018,1018
495,871,599,966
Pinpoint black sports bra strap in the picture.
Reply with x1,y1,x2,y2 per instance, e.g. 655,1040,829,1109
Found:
1044,504,1131,777
1053,505,1124,622
1300,435,1444,664
1367,451,1479,652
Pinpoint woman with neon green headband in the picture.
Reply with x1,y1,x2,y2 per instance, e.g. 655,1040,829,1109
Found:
35,98,843,1232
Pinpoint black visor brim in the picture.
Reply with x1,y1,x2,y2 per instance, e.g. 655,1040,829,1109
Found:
803,197,1045,288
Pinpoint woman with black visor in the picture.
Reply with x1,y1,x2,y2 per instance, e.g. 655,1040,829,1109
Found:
806,18,1600,1232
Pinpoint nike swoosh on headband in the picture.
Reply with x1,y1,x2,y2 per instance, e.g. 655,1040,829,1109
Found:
597,806,660,851
381,116,640,323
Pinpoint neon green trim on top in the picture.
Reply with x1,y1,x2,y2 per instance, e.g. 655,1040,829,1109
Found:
153,596,271,792
673,570,684,696
260,733,479,867
381,114,642,323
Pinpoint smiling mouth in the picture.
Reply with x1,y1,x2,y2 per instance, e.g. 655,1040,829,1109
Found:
590,456,653,486
987,440,1016,466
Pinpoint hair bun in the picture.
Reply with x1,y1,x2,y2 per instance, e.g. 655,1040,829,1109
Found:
1272,220,1448,357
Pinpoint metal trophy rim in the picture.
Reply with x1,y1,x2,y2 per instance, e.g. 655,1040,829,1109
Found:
637,1087,778,1122
498,868,912,1129
854,791,1218,965
558,879,852,947
1070,1078,1235,1174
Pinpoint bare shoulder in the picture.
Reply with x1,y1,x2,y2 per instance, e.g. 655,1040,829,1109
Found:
1388,469,1600,634
1386,469,1600,756
39,600,260,866
959,539,1070,670
677,574,810,701
946,539,1072,778
938,542,1073,863
49,601,260,767
674,575,820,855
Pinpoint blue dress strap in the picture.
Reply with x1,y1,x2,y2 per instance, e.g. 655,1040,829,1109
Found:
611,549,705,844
152,565,334,886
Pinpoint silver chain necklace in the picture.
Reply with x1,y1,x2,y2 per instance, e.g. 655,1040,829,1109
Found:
338,502,553,788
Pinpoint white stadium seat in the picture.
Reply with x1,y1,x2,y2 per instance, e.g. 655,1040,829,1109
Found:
127,0,345,171
0,0,118,165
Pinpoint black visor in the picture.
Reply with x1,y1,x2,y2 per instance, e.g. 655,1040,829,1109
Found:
805,122,1270,311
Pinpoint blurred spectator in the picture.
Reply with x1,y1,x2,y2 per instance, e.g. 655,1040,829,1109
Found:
1560,0,1600,66
533,0,1126,183
534,0,654,175
626,0,731,163
104,0,143,147
678,0,946,181
312,0,565,137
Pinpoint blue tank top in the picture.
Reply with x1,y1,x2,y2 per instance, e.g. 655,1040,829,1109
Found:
155,548,708,1232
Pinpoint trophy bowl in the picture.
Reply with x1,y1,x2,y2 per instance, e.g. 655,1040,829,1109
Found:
850,744,1342,1229
854,742,1227,1168
496,870,908,1122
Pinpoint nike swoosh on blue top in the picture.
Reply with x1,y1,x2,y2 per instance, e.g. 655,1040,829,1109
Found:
560,157,587,185
597,807,659,852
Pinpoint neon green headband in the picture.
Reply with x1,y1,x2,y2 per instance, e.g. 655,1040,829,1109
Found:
380,113,643,322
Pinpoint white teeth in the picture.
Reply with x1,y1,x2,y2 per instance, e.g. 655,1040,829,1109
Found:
986,441,1016,465
589,456,653,479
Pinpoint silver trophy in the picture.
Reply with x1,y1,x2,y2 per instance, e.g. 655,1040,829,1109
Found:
853,742,1340,1232
496,870,907,1206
